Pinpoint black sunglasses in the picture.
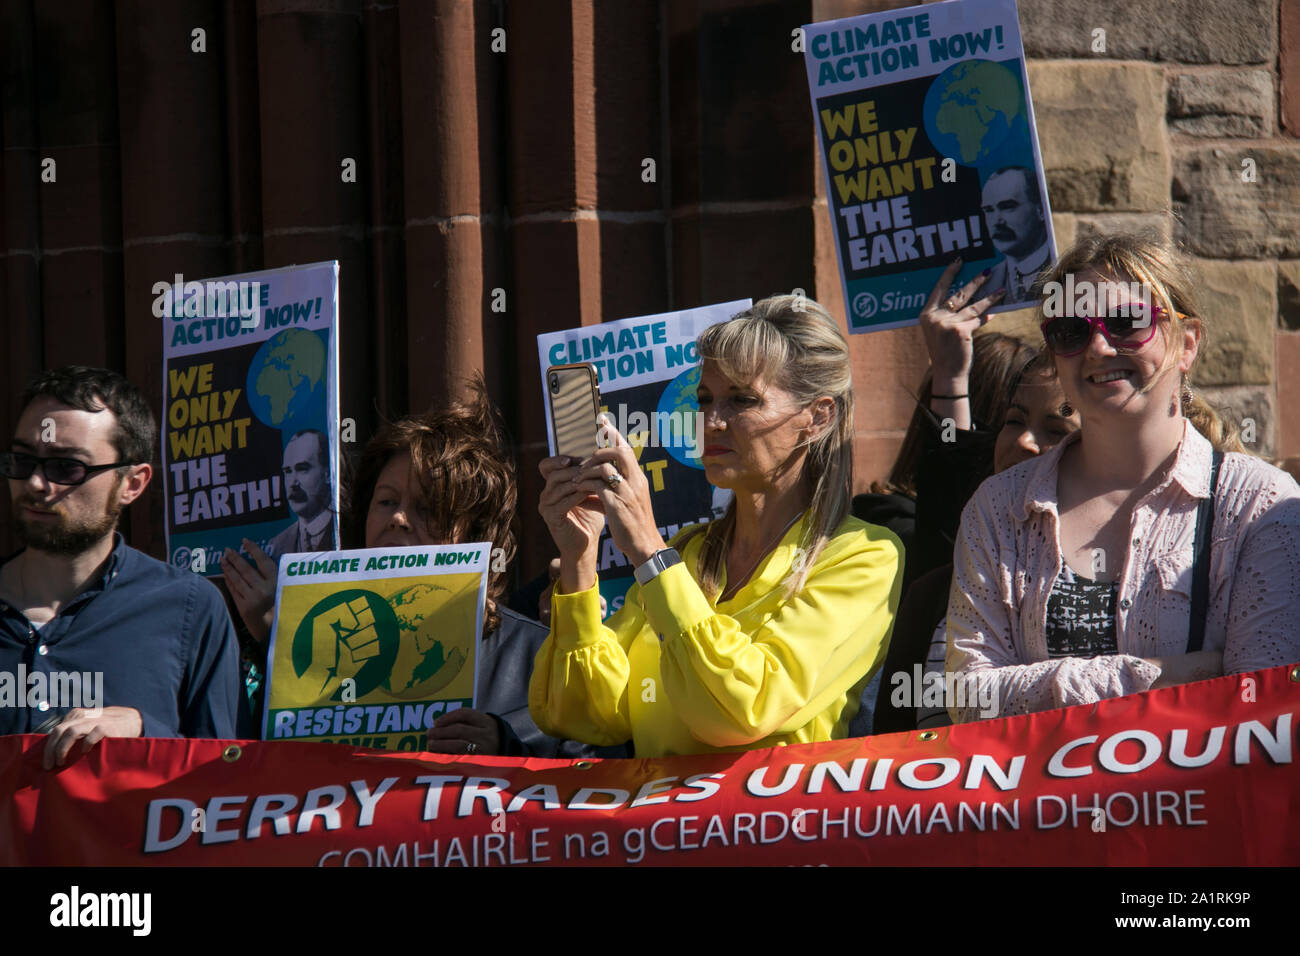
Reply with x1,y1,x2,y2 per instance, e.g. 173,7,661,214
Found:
0,451,134,486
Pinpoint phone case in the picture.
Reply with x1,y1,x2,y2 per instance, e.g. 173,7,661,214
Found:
547,363,602,460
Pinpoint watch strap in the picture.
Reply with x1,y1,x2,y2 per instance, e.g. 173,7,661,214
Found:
634,548,682,587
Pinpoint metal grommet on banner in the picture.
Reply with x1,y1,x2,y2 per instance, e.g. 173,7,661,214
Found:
573,760,595,770
1290,666,1300,683
222,744,243,763
917,731,939,742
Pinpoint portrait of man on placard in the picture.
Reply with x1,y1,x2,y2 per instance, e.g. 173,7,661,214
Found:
980,165,1051,305
266,428,335,557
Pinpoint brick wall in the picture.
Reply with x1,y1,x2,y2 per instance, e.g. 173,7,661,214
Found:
2,0,1295,580
996,0,1297,465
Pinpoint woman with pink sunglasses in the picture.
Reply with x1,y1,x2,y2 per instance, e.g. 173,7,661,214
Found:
944,233,1300,722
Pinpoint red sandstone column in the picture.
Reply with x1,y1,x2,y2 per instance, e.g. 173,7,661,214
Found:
116,0,233,557
398,0,491,414
256,0,373,454
506,0,603,580
32,0,123,375
360,0,409,420
0,0,44,557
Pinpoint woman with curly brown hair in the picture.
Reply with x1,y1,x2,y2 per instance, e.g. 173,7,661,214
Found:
222,378,622,757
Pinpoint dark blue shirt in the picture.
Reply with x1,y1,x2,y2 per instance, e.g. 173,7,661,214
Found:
0,534,240,738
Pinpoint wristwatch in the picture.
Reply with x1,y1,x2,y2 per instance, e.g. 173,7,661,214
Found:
634,548,682,587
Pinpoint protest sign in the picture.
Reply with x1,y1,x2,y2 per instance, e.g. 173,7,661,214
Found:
804,0,1053,332
260,543,490,751
160,261,340,575
536,301,749,617
4,663,1297,866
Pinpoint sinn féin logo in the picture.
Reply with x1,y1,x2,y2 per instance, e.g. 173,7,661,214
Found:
852,291,878,318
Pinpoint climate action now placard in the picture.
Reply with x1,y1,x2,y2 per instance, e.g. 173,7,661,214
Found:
804,0,1054,332
261,543,490,751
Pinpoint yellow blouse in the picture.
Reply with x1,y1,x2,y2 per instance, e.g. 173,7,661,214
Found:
528,513,903,757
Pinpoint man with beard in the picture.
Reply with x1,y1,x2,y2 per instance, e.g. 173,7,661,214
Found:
979,166,1051,307
266,428,335,558
0,367,239,767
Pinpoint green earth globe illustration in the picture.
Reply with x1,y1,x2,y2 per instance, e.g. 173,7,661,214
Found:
657,364,704,470
923,59,1026,166
385,582,468,698
246,328,326,430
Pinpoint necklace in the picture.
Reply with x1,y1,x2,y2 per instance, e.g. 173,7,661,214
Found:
720,511,804,602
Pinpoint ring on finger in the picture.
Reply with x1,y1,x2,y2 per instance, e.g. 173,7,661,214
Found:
466,741,478,755
945,296,961,311
603,467,624,488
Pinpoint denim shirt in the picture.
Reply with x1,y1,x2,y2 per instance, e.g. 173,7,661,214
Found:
946,421,1300,721
0,534,241,738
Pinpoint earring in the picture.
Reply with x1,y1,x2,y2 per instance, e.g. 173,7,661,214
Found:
1059,402,1074,417
1182,381,1194,406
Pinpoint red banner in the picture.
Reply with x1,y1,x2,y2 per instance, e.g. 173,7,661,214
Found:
3,665,1298,866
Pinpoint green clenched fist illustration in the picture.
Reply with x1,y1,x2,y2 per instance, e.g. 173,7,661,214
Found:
292,589,400,700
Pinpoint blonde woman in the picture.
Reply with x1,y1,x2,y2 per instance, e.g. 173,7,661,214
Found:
531,295,903,757
946,233,1300,721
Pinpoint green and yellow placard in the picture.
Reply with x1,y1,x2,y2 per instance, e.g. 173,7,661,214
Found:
261,543,489,751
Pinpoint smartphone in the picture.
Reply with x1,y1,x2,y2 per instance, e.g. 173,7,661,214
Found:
547,363,603,461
